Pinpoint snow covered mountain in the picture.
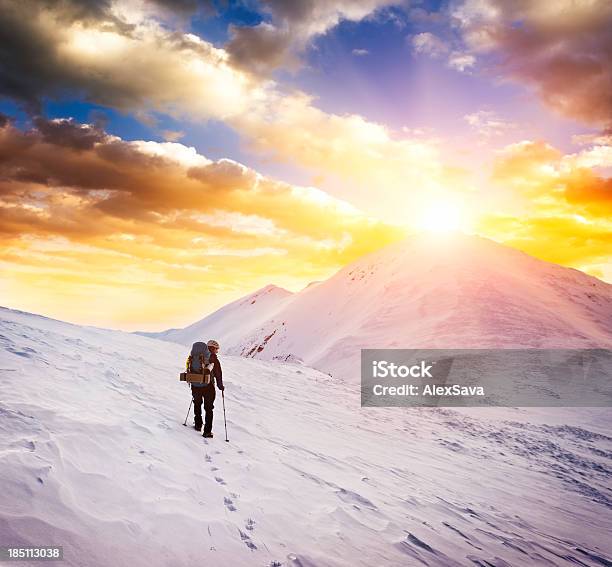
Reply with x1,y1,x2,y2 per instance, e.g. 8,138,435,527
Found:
150,234,612,379
137,284,293,348
1,306,611,566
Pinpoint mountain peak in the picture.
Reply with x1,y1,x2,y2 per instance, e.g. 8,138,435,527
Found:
252,283,293,296
149,235,612,378
232,234,612,376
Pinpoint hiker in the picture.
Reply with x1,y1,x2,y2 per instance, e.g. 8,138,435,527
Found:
191,339,224,437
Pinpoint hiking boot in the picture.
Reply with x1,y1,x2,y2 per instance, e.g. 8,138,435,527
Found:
203,431,214,438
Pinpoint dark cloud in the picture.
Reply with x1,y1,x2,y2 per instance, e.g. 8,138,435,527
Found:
226,0,397,73
0,0,130,111
0,113,12,128
150,0,212,16
0,0,218,112
452,0,612,126
32,117,107,150
226,23,295,73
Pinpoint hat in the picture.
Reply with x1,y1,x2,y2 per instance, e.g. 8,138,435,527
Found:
207,339,220,349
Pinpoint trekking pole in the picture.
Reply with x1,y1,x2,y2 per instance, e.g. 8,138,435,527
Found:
183,398,193,426
221,391,229,442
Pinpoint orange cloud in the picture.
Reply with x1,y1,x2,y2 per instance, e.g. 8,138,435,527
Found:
0,0,447,220
0,116,405,329
563,170,612,215
477,137,612,281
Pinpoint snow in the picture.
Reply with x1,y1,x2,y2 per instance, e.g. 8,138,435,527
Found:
158,234,612,380
1,304,611,566
2,234,612,565
139,284,293,348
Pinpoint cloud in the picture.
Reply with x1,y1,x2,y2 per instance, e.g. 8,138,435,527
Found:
226,0,398,73
492,138,612,215
477,137,612,280
450,0,612,126
352,48,370,56
563,170,612,214
464,110,515,138
161,130,185,142
477,212,612,276
0,0,261,118
492,140,562,192
564,144,612,170
32,116,107,150
1,115,397,240
488,138,612,261
447,51,475,72
572,130,612,147
229,91,451,219
410,32,475,72
226,22,297,74
0,116,406,326
0,0,445,214
411,32,449,57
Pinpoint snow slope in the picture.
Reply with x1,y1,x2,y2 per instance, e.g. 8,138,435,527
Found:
138,284,293,349
233,234,612,378
1,306,611,566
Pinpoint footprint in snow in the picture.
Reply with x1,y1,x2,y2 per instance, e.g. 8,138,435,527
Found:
204,454,212,462
211,467,219,472
224,497,237,511
238,529,257,550
7,348,34,358
215,476,226,485
245,518,255,531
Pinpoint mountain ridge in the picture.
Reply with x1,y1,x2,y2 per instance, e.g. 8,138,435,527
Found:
147,233,612,378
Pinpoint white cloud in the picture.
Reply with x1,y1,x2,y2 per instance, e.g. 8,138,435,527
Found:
192,211,288,237
464,110,515,137
131,141,211,168
447,51,475,72
411,32,449,57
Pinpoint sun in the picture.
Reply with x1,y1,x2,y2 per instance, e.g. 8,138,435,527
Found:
417,200,465,233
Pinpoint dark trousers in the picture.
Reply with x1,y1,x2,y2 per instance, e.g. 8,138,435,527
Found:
192,384,216,434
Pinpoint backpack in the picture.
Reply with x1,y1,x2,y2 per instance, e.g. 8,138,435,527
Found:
187,341,211,373
179,342,214,385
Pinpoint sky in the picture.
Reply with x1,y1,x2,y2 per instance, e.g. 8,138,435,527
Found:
0,0,610,330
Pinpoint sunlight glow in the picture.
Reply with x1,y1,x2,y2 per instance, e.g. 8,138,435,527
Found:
417,200,465,233
66,26,127,58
